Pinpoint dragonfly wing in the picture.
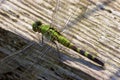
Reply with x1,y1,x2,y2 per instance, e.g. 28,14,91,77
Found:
60,4,79,33
51,0,87,33
50,0,60,28
19,45,52,79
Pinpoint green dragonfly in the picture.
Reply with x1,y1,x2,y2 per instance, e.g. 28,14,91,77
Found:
31,0,104,67
32,20,104,66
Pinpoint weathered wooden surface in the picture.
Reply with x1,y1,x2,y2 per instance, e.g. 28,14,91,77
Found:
0,0,120,80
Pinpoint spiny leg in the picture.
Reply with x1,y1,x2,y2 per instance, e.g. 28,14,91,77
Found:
44,33,62,62
36,32,45,46
53,41,62,61
40,35,45,46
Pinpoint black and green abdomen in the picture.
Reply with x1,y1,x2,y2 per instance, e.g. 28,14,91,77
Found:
57,36,104,66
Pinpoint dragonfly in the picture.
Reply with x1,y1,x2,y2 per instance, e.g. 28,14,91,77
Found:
31,0,104,67
32,20,104,67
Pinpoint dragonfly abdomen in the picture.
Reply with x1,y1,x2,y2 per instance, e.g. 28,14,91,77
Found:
69,44,104,66
47,28,104,66
55,34,104,66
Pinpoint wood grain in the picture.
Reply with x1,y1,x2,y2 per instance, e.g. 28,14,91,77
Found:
0,0,120,80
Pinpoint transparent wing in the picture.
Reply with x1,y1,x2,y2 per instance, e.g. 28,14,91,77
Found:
49,0,88,34
0,0,89,79
50,0,60,27
58,0,105,61
19,0,84,77
19,45,52,79
51,0,88,43
18,0,61,78
19,0,89,77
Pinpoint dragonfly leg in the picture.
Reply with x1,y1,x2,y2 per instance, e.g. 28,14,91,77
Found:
38,35,45,46
41,35,44,44
53,41,62,61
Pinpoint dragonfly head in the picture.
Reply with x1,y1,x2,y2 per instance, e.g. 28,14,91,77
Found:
32,21,42,32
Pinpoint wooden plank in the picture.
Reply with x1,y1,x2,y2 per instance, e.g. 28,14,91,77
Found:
0,0,120,80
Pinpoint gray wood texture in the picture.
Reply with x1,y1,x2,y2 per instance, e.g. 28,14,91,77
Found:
0,0,120,80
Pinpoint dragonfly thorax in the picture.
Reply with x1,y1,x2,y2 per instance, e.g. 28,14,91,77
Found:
32,21,42,32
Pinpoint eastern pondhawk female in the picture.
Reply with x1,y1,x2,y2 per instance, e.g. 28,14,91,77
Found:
32,0,104,66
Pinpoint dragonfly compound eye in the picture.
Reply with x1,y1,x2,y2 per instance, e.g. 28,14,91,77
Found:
32,21,42,32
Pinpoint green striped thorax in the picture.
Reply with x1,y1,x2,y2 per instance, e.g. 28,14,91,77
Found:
32,21,50,34
32,21,71,46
